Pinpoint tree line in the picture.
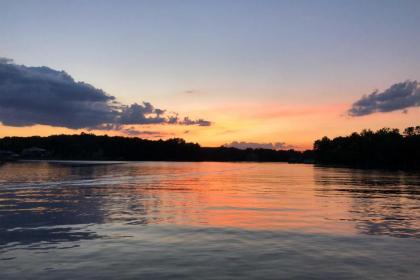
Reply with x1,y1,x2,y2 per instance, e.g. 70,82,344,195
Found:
314,126,420,169
0,133,312,162
1,126,419,169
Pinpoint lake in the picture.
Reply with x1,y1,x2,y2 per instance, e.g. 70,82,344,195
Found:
0,161,419,279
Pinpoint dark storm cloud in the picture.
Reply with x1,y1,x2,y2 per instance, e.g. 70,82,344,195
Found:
0,58,212,130
0,58,117,128
348,80,420,116
223,141,293,150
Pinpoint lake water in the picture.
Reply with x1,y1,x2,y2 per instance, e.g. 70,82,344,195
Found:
0,161,419,279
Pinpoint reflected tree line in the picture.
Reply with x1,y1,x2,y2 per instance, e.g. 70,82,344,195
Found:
0,164,106,246
0,163,156,246
0,161,419,248
315,168,420,238
0,162,180,247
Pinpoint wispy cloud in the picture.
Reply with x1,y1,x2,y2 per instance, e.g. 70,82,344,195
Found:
181,89,203,95
348,80,420,116
0,58,212,132
120,127,164,138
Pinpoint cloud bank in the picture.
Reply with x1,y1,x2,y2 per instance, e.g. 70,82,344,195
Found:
223,141,293,150
348,80,420,116
0,58,211,132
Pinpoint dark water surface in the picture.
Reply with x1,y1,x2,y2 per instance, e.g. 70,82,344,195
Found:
0,161,419,279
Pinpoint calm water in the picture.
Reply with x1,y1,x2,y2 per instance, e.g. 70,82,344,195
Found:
0,161,419,279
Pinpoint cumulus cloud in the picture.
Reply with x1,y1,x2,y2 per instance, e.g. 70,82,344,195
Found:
0,58,117,128
223,141,294,150
348,80,420,116
0,58,212,131
118,102,167,125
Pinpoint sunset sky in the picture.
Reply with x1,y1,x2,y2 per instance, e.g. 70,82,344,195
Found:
1,0,419,149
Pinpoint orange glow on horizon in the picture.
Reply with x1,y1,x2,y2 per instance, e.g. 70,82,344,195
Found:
1,103,419,150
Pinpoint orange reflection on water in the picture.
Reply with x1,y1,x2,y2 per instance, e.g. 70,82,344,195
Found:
2,161,418,237
134,162,359,234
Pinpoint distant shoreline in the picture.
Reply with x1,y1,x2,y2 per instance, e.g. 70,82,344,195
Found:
0,134,314,163
1,125,419,170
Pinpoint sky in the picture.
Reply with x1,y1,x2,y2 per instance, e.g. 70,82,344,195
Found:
0,0,419,149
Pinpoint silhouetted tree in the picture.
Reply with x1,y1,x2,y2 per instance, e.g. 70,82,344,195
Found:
314,126,420,169
0,133,312,163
